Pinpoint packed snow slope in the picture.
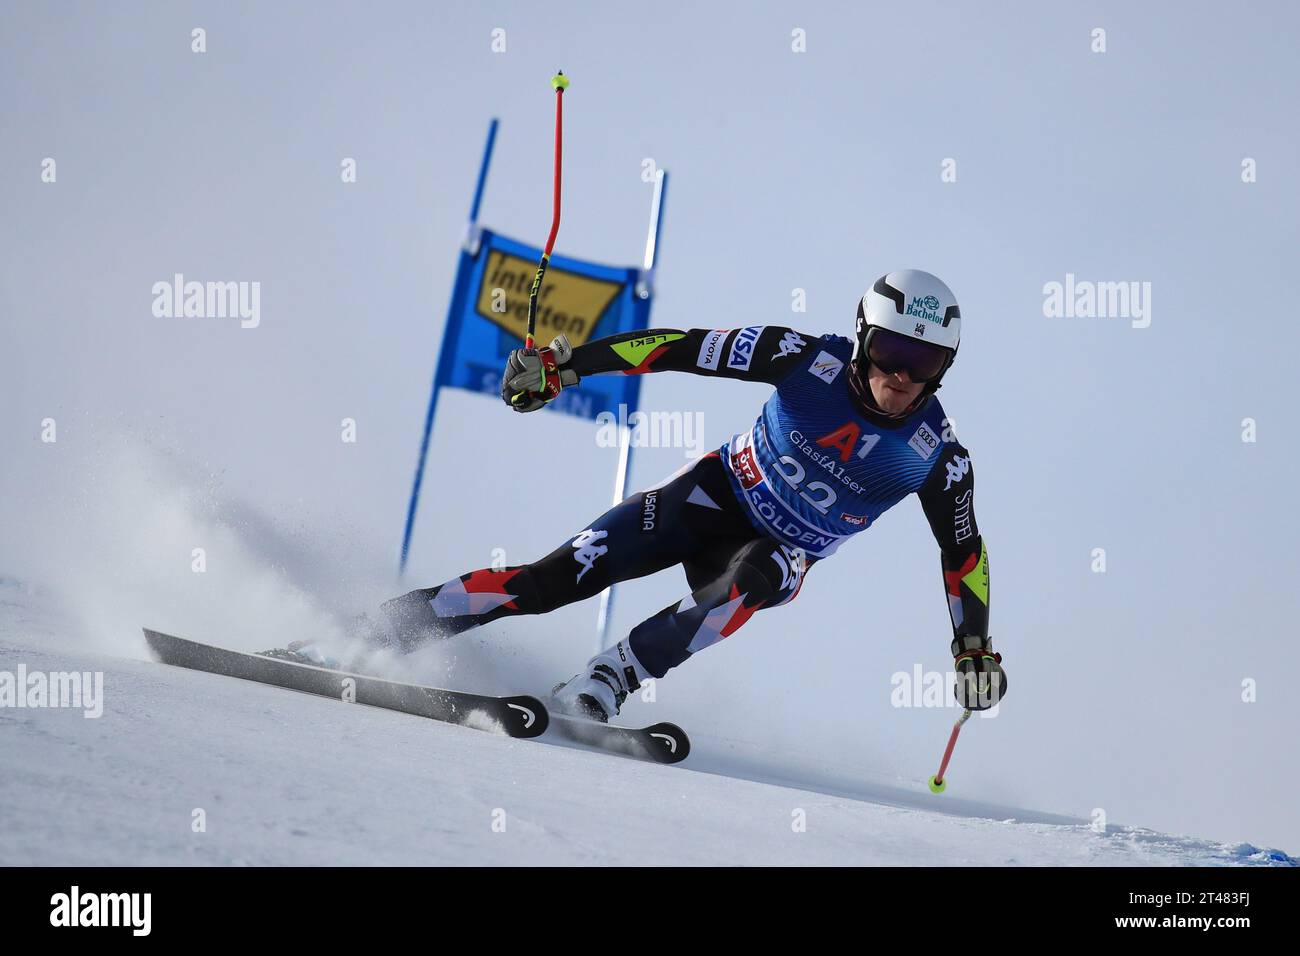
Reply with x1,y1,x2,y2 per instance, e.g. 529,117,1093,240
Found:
0,583,1291,867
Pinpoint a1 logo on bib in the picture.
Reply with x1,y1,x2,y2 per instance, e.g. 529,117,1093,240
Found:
908,422,940,459
808,351,844,384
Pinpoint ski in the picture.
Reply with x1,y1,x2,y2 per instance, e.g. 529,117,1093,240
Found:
143,629,690,763
548,712,690,765
142,628,548,739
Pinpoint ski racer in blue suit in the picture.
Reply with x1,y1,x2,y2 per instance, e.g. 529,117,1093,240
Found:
382,270,1005,721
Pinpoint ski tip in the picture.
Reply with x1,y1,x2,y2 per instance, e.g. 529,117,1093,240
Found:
643,721,691,764
502,695,550,738
141,627,170,657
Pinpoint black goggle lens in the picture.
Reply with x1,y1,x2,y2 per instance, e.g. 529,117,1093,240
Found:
866,328,950,383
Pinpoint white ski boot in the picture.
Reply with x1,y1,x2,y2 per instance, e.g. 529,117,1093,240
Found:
553,640,652,722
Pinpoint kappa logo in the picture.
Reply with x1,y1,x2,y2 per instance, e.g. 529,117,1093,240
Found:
807,351,844,384
727,326,761,371
572,528,609,582
774,330,807,360
908,422,941,460
696,329,727,371
943,454,971,491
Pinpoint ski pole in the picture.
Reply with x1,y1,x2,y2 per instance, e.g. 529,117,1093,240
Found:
928,707,971,794
524,70,568,352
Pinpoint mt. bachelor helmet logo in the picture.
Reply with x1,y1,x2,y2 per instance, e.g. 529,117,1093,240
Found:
906,295,943,323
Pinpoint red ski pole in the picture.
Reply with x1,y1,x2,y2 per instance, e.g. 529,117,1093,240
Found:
524,70,568,352
928,707,971,794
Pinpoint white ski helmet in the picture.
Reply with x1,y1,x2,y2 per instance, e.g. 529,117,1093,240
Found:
851,269,961,410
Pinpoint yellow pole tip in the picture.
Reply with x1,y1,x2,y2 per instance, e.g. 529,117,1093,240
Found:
551,73,570,90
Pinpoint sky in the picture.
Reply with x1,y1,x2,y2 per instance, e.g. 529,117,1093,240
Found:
2,1,1297,852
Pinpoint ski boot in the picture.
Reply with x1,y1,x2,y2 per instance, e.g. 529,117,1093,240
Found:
552,640,652,722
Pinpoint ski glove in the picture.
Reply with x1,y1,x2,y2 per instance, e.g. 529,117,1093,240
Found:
952,640,1007,711
501,335,580,412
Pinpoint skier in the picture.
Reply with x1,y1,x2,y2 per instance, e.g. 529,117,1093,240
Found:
382,269,1005,720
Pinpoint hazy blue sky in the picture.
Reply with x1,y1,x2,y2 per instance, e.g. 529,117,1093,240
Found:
3,1,1297,851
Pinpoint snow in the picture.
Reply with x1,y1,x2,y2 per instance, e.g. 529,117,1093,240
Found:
5,0,1300,871
1,582,1292,867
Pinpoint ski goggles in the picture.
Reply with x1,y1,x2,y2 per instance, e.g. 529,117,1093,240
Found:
865,327,952,383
